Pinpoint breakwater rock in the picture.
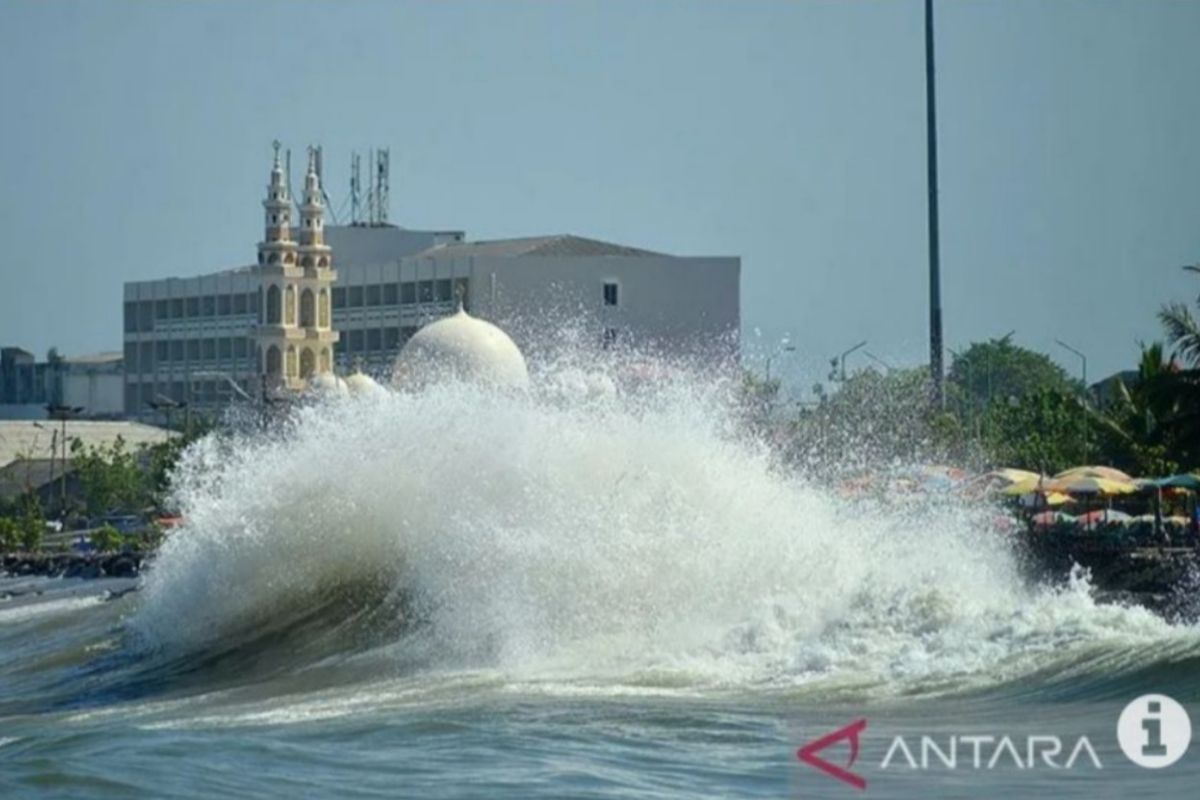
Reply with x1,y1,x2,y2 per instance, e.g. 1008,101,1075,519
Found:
1,552,145,579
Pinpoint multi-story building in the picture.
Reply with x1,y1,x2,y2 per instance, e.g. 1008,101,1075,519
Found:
1,347,124,420
123,146,740,420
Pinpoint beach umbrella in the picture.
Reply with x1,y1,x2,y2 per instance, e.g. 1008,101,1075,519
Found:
988,468,1043,486
1145,474,1200,492
1044,475,1138,496
1017,491,1073,508
1001,476,1045,496
1053,466,1135,483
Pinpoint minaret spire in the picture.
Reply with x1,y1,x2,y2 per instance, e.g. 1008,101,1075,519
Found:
253,142,337,395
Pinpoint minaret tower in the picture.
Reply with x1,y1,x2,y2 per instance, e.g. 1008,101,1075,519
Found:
254,142,339,395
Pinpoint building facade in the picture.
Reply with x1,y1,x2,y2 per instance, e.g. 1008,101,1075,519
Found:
123,148,740,420
1,348,124,420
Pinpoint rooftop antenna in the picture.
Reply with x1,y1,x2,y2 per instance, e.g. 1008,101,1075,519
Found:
315,145,338,223
367,150,377,225
350,152,362,225
375,148,389,226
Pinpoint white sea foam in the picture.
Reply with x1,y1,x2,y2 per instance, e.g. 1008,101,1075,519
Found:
0,595,105,625
129,368,1197,697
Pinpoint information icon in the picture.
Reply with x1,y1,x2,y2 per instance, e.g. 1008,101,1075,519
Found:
1117,694,1191,769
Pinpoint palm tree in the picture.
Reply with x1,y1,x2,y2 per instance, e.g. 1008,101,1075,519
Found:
1159,265,1200,367
1152,265,1200,469
1091,343,1180,475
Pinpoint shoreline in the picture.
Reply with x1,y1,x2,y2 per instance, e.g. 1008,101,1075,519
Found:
1,552,146,580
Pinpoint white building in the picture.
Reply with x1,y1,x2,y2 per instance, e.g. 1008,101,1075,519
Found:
123,148,740,420
0,348,124,420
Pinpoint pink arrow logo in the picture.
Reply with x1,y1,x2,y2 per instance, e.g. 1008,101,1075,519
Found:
797,719,868,791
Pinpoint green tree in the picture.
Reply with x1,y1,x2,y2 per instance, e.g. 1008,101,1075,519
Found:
948,335,1078,413
70,436,150,517
1153,265,1200,469
1159,265,1200,367
980,388,1092,474
785,366,975,475
90,524,123,553
1090,343,1185,475
0,517,19,552
18,494,44,551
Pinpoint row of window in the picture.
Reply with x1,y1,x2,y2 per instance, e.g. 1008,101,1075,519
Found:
332,278,466,309
256,250,329,267
125,292,260,333
123,325,425,371
125,337,254,370
127,379,255,410
340,326,420,354
124,274,473,334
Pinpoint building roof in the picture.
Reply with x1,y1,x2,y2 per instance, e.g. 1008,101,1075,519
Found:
63,352,123,365
413,234,667,260
0,420,176,469
0,458,75,502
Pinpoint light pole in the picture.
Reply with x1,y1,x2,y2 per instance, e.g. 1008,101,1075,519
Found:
1055,339,1089,462
1054,339,1087,391
765,343,796,382
925,0,944,408
863,351,894,373
831,341,868,382
45,403,83,514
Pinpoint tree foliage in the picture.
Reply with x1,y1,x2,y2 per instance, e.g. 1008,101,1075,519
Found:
948,335,1077,411
785,367,972,475
980,389,1092,475
89,524,123,553
70,436,148,517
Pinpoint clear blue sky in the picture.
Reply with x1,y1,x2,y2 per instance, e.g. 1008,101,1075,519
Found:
1,0,1197,391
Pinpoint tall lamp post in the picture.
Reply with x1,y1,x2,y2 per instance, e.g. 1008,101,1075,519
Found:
831,341,868,382
925,0,944,409
45,403,84,514
1055,339,1089,462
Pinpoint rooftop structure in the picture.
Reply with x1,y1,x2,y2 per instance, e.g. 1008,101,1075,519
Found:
123,145,740,421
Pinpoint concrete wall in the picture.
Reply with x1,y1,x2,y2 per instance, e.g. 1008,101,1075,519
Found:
469,255,740,361
62,369,124,417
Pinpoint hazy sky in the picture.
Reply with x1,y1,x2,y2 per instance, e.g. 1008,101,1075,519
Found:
1,0,1198,393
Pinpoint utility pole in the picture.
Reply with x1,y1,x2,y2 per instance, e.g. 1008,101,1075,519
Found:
925,0,944,408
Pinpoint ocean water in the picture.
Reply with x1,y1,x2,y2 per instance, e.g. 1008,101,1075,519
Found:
2,374,1198,798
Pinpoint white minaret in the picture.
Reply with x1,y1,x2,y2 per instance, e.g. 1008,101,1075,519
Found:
254,142,339,395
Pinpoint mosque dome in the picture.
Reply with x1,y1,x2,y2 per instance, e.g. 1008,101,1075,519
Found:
344,371,385,397
306,372,349,398
393,307,529,390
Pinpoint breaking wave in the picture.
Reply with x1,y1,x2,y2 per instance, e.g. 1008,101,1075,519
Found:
127,367,1200,702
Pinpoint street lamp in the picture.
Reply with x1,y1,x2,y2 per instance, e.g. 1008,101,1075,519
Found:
765,343,796,382
148,395,188,432
863,350,894,373
1054,339,1087,390
830,341,868,382
45,403,83,513
1055,339,1089,463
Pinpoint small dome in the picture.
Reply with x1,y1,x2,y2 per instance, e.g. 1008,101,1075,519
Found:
344,371,385,397
393,307,529,390
306,372,349,398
